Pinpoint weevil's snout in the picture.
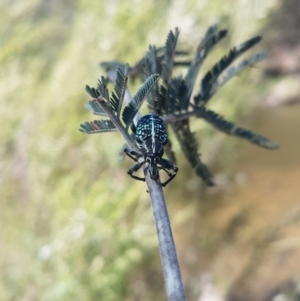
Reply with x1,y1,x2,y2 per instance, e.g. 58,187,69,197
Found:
145,157,159,180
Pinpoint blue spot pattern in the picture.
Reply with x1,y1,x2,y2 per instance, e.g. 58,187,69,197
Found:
136,114,168,145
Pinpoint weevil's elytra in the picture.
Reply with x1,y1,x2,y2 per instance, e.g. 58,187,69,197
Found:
124,113,178,187
136,114,168,145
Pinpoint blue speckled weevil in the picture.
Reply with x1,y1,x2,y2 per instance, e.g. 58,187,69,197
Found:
124,114,178,186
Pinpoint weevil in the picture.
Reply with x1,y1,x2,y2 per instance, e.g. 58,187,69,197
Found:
124,114,178,186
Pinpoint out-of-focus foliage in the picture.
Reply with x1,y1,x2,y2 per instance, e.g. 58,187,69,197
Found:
0,0,280,300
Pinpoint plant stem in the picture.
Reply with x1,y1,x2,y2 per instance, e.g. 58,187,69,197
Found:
145,167,186,301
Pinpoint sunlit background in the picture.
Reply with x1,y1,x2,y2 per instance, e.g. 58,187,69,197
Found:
1,0,300,300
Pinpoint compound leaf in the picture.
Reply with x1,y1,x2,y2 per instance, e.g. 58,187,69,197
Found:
85,85,100,99
110,64,129,116
97,76,110,100
79,119,117,134
171,120,214,186
122,74,159,128
87,99,109,116
143,45,159,113
206,52,268,100
161,28,180,87
196,35,262,105
179,26,227,110
196,106,278,149
169,76,184,113
85,101,108,116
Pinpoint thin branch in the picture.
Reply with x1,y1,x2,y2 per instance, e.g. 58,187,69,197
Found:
145,167,186,301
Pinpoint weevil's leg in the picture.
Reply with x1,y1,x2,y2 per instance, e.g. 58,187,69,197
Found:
158,158,178,187
158,165,172,177
127,161,146,182
159,158,178,173
161,168,178,186
124,147,142,162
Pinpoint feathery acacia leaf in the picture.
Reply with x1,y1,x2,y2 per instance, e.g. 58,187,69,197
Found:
159,85,168,115
164,133,177,163
159,28,181,115
110,64,128,116
204,52,268,100
143,45,158,78
85,85,100,99
97,76,110,100
85,102,107,116
86,99,109,116
171,120,214,185
79,119,117,134
179,26,227,110
195,106,278,149
143,45,159,112
122,74,159,128
195,35,262,105
161,28,180,87
169,76,183,113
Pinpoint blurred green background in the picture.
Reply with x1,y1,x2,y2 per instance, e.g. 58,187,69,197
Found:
1,0,300,300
